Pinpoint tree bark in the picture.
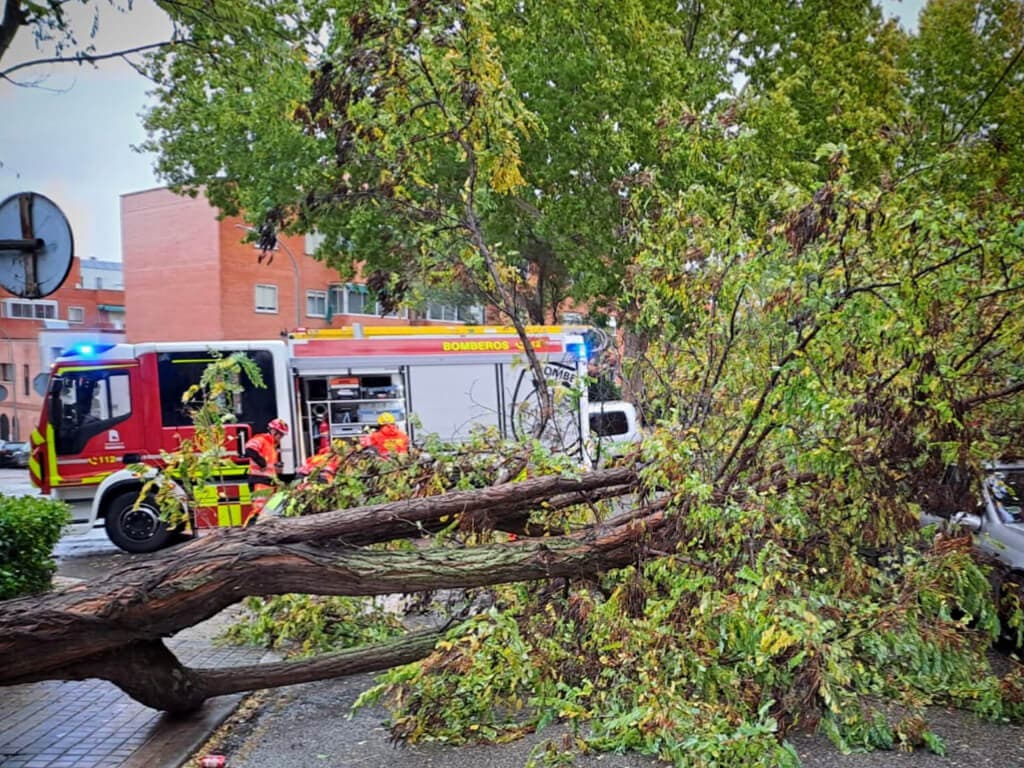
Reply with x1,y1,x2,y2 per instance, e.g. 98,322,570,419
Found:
55,629,448,714
0,467,652,712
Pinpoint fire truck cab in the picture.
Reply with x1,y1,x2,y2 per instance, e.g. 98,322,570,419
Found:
31,325,624,553
31,340,292,551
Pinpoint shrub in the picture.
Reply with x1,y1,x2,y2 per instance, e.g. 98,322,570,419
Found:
0,494,70,600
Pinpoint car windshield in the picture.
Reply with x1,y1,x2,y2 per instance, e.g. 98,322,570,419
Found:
987,470,1024,524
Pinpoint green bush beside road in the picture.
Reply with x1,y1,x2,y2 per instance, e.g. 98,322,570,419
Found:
0,494,70,600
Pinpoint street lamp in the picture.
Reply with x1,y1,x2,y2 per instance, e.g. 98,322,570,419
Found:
235,224,302,329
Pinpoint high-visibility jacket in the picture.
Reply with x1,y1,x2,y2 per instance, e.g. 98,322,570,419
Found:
366,424,409,456
245,433,279,480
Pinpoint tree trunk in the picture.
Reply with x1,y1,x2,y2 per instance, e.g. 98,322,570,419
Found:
0,467,651,712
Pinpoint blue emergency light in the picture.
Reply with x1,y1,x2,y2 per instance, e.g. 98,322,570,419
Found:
565,341,589,361
65,343,115,358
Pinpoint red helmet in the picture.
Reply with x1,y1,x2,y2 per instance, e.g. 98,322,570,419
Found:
268,418,289,435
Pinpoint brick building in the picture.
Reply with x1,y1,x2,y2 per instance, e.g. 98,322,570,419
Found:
122,188,481,342
0,259,125,441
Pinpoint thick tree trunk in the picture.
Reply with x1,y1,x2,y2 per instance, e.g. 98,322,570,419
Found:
0,468,652,712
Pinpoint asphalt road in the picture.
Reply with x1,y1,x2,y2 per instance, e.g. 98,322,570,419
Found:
214,673,1024,768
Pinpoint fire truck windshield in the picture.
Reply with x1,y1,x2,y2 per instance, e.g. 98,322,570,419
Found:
49,369,132,455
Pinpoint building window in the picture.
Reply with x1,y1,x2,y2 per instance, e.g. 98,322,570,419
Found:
305,231,326,255
22,364,29,397
327,284,373,316
255,284,278,313
0,364,12,382
68,306,85,323
306,290,327,318
426,303,483,323
2,299,58,320
324,283,410,318
346,285,370,315
327,285,344,318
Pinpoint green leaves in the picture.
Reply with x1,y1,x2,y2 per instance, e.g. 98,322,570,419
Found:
0,494,70,600
136,351,266,531
132,2,1024,763
225,594,404,656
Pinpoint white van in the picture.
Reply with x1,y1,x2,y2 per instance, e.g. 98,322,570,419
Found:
586,400,641,464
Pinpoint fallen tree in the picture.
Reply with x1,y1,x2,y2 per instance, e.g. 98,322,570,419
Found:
0,466,650,712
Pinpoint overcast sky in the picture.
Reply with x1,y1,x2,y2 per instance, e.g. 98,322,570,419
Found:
0,1,171,264
0,0,926,266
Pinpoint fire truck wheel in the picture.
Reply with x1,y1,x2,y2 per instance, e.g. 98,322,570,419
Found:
104,490,175,553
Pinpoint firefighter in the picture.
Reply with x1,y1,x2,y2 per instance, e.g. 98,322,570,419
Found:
297,439,344,484
361,412,409,456
245,418,289,487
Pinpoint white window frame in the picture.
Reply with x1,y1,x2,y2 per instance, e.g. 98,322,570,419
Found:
328,284,344,317
255,284,279,314
425,302,483,323
344,284,372,316
2,299,58,320
306,290,327,318
325,283,409,318
68,306,85,324
305,231,326,255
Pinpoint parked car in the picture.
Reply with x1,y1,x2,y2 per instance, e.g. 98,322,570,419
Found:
587,400,641,464
923,462,1024,571
0,441,30,469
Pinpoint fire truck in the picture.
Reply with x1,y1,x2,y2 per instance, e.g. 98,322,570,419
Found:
30,325,637,553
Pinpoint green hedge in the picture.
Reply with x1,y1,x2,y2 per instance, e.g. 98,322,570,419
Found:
0,494,70,600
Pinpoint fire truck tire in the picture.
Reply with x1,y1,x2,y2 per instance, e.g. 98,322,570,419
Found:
104,490,175,553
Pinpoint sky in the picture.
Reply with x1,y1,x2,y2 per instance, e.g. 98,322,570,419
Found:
0,1,171,263
0,0,927,266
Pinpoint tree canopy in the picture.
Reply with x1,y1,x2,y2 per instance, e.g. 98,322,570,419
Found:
135,0,1024,755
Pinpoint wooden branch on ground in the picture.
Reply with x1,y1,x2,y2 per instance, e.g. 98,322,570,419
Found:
0,467,653,712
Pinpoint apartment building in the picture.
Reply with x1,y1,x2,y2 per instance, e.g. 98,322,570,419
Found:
0,259,125,441
122,188,481,342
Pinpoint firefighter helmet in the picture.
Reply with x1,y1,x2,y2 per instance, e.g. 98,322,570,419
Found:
268,418,290,435
377,412,396,425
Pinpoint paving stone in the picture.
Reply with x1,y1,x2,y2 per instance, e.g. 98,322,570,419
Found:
0,609,274,768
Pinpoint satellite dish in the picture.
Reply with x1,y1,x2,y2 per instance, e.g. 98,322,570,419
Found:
0,192,75,298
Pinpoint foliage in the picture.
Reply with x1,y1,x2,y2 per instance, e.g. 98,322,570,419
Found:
134,0,1024,764
142,0,565,424
224,594,405,656
130,351,265,532
0,494,70,600
361,545,1021,766
282,428,584,531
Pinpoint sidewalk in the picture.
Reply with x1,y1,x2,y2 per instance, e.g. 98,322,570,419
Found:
0,600,271,768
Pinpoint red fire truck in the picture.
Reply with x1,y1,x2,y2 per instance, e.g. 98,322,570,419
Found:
30,325,635,553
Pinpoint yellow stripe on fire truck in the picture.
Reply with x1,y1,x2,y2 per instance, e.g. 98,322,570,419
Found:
193,482,253,527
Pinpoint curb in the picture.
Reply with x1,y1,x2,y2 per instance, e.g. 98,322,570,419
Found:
120,693,246,768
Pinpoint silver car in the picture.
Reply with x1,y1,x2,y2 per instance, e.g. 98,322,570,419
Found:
923,463,1024,572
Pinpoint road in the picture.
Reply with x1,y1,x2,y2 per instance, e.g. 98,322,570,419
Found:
0,467,147,581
